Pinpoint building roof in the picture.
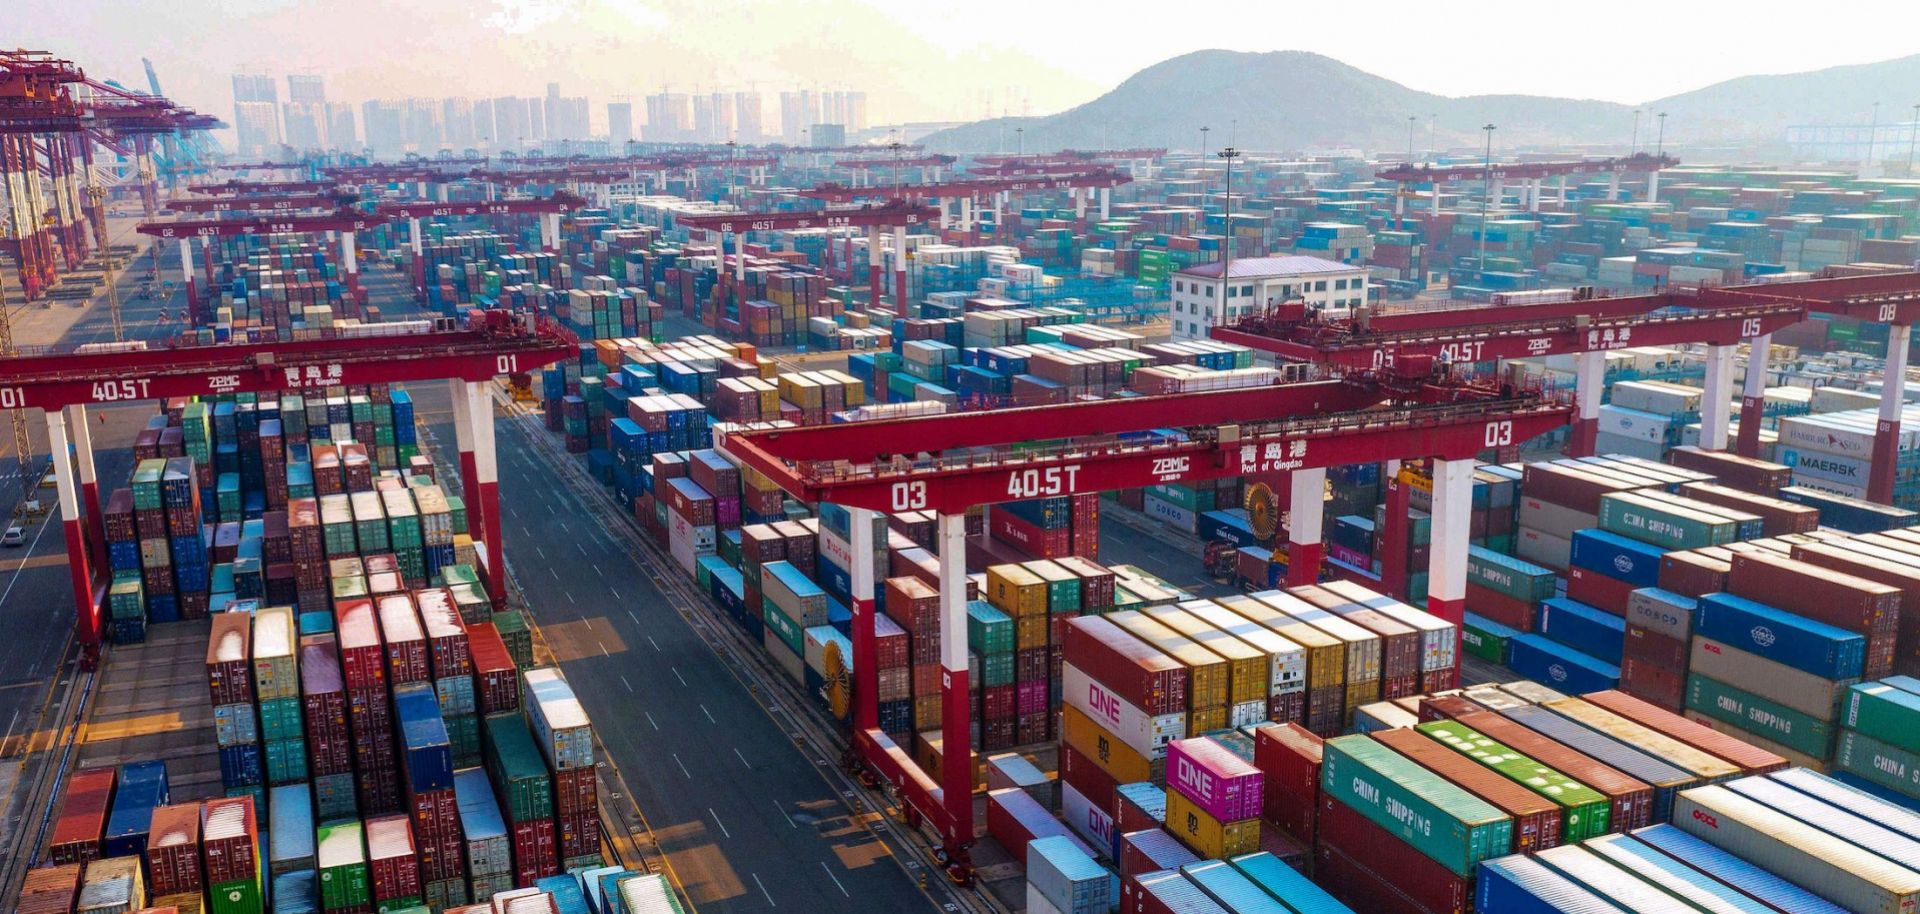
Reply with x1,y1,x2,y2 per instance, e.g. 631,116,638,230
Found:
1176,255,1357,279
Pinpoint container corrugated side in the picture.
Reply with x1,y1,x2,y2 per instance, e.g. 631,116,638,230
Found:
1533,844,1707,913
1319,735,1511,877
1582,833,1779,914
1540,697,1742,782
1490,705,1680,828
1373,727,1561,855
1674,785,1920,914
1475,856,1630,914
1629,824,1851,914
1578,690,1789,776
1222,851,1354,913
1770,768,1920,846
1416,719,1612,843
1724,776,1920,873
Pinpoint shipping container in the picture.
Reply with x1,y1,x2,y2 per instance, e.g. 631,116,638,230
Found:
1373,728,1562,854
1630,823,1852,914
1320,735,1511,876
1313,791,1468,914
1416,719,1611,842
1491,706,1682,828
1675,784,1920,914
1578,690,1789,776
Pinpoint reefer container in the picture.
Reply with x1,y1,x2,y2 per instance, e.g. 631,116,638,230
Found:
524,667,594,770
1063,616,1187,716
1630,823,1851,914
1319,735,1511,877
1675,784,1920,914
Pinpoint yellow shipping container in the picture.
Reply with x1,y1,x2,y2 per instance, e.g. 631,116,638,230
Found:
1214,595,1346,692
1014,614,1049,651
1061,704,1160,783
824,369,867,408
986,564,1048,617
1143,605,1268,706
1106,610,1230,711
1165,785,1261,859
779,374,823,407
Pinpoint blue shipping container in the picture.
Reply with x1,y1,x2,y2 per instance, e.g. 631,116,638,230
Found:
102,760,170,858
1568,529,1664,588
393,682,454,793
1506,634,1620,695
1695,593,1866,680
1538,598,1628,667
1198,509,1258,550
1476,856,1627,914
1775,486,1917,533
1225,852,1356,914
1628,825,1851,914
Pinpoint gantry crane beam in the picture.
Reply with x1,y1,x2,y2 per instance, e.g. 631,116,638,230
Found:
1376,153,1679,184
189,179,338,195
164,193,353,213
794,169,1133,204
372,192,585,220
835,154,956,169
672,199,938,234
135,209,373,238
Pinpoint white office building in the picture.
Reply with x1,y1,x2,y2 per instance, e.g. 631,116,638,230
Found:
1168,255,1369,341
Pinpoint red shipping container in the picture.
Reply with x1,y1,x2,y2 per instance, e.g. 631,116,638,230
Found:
301,634,353,776
1015,647,1049,683
416,827,465,883
1119,828,1199,880
982,685,1016,721
201,796,258,886
1727,550,1899,639
366,815,421,903
1785,542,1912,679
1113,785,1161,838
884,577,939,633
468,623,519,714
990,508,1072,559
146,802,203,896
1456,710,1655,832
1578,690,1789,776
1623,626,1688,670
16,864,82,914
206,613,254,707
1422,666,1460,694
1619,655,1685,710
377,593,430,685
1657,551,1728,598
511,817,559,884
558,807,600,859
409,786,460,841
415,588,471,678
873,614,909,670
1464,582,1536,631
1252,723,1320,841
553,766,597,817
1564,566,1632,616
1417,695,1488,723
1059,741,1119,813
49,767,116,864
1374,728,1561,854
334,598,387,691
1315,795,1469,914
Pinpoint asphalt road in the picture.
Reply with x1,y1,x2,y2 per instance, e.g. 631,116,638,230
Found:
409,384,947,914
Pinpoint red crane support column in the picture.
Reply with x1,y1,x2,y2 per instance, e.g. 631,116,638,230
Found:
71,404,105,571
1426,457,1473,670
1737,333,1771,458
1569,351,1604,457
867,225,884,309
1870,323,1911,505
1285,468,1325,586
1699,344,1734,451
47,409,101,667
847,506,880,732
893,224,909,317
936,511,974,866
1378,463,1409,601
466,381,507,604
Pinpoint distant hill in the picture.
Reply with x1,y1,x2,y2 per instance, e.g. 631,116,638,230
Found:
922,49,1920,154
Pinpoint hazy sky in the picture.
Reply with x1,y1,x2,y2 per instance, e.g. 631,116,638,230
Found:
15,0,1920,131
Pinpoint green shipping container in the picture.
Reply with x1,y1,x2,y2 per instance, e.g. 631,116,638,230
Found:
492,611,532,669
1687,674,1837,760
483,712,555,824
762,601,805,655
967,602,1014,655
1834,729,1920,799
317,821,372,911
209,876,264,914
265,738,309,786
1320,735,1513,877
978,651,1014,688
1597,492,1735,550
1417,720,1613,842
1461,617,1512,664
1466,546,1557,602
1842,681,1920,753
259,696,304,742
446,711,481,767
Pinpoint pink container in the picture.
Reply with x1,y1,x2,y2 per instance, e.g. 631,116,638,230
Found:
1016,680,1048,716
1166,737,1264,823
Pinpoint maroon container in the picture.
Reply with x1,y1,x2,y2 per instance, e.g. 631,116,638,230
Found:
1564,566,1632,616
415,588,470,678
1062,616,1186,716
1457,710,1656,831
409,786,460,841
1119,828,1199,880
377,593,430,685
1316,795,1469,914
1418,694,1486,723
1304,684,1344,737
558,807,600,860
1578,690,1789,776
334,598,387,691
1675,482,1819,535
468,623,518,714
1060,740,1119,813
366,815,421,903
512,817,559,884
415,827,465,883
146,802,203,897
1657,550,1729,597
1619,655,1685,711
48,767,115,865
1728,550,1898,640
1465,582,1536,631
300,634,352,776
1422,665,1460,694
1521,463,1645,514
1789,541,1916,679
205,613,254,707
1253,722,1320,841
1374,728,1560,854
201,795,258,886
1666,446,1792,495
553,766,597,817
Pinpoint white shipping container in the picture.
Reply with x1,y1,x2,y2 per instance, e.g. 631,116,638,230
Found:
523,667,594,770
1778,447,1872,486
1611,380,1703,414
1059,782,1118,864
1811,386,1885,414
1594,432,1665,462
1675,785,1920,914
1141,494,1198,534
1515,526,1574,570
1062,663,1186,762
1597,404,1675,443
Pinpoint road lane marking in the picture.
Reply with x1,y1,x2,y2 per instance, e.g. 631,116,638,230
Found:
672,753,691,779
615,589,625,603
621,676,633,693
594,564,604,577
820,862,850,897
700,704,716,723
546,502,555,515
672,667,687,687
567,591,577,605
709,808,731,839
751,873,775,907
1,708,19,756
645,712,659,730
560,520,570,533
578,542,589,557
774,800,795,829
536,546,546,560
598,640,609,657
549,568,559,580
647,635,660,652
734,747,751,768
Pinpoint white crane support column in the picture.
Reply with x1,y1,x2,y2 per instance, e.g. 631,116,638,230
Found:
1700,344,1734,451
1527,179,1542,213
465,381,505,603
542,212,560,252
936,512,974,841
178,237,196,305
1430,189,1442,216
938,197,951,230
1073,187,1086,219
1426,457,1474,674
47,409,101,663
1099,187,1111,220
1737,333,1772,457
960,196,974,234
69,404,104,572
847,506,879,732
1608,172,1621,200
1286,468,1326,586
893,224,909,316
1557,174,1569,206
867,224,884,309
1570,350,1605,457
1648,171,1662,204
410,217,425,257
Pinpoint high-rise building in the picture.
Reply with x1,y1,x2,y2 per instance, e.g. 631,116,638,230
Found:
471,99,495,147
779,90,817,144
361,100,406,156
811,123,848,147
286,74,325,104
491,97,525,148
441,98,473,150
280,75,327,150
326,103,358,151
560,97,590,141
734,93,763,144
844,91,868,134
645,92,692,142
526,98,544,144
405,99,442,152
545,82,562,140
608,99,634,148
231,74,282,157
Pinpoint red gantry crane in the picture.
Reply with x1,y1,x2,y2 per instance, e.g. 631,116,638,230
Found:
1377,152,1681,218
674,199,939,317
14,311,575,667
1215,270,1920,503
719,369,1570,883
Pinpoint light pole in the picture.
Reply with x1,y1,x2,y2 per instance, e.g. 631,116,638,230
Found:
1428,114,1436,157
1908,103,1919,177
1632,108,1642,155
888,139,905,192
1479,124,1495,272
1655,112,1668,158
1217,146,1241,333
1866,102,1880,171
1408,115,1417,162
1016,127,1025,157
1200,125,1211,161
